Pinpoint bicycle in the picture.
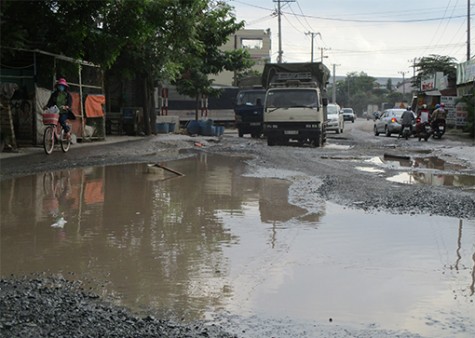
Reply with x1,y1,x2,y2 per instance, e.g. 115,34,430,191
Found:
42,105,71,154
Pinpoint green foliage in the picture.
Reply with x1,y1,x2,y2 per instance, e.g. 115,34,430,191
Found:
332,72,377,114
173,1,253,117
412,54,457,88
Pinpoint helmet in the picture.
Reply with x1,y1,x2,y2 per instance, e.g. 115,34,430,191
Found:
440,102,445,107
55,78,69,88
435,104,440,109
422,104,427,109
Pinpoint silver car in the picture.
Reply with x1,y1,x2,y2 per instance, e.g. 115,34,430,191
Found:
326,103,344,134
373,108,407,137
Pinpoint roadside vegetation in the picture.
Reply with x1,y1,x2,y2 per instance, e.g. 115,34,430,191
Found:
0,0,253,133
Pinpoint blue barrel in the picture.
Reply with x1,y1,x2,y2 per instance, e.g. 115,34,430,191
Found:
186,120,200,135
216,126,224,136
156,122,169,134
201,119,214,136
168,123,176,133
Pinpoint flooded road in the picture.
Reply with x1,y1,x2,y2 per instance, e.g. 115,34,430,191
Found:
1,154,474,337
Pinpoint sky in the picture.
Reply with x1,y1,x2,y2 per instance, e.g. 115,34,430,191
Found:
225,0,474,78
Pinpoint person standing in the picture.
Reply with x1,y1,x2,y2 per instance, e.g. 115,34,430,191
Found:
45,78,75,138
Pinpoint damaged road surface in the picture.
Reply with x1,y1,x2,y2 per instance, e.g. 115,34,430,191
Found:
1,120,475,337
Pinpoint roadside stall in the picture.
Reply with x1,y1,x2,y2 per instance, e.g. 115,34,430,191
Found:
0,48,105,148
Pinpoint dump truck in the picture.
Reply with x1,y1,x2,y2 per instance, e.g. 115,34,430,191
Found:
262,62,330,147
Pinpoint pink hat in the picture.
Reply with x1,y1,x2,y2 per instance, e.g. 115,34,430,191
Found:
56,78,69,88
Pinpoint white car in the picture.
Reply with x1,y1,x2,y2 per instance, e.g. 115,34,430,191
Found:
342,107,355,123
326,103,344,134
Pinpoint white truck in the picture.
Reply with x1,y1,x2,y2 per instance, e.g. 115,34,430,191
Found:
262,63,330,147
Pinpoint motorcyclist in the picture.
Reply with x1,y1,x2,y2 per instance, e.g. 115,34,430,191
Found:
416,104,430,134
399,106,415,138
431,102,447,130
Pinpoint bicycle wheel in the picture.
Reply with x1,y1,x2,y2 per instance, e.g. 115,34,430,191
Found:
43,126,55,154
60,129,71,152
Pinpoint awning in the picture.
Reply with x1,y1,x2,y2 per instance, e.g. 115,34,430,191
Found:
424,90,441,96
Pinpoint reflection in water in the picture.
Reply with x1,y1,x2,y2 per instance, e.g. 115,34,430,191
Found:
387,171,475,187
0,155,319,321
1,156,474,337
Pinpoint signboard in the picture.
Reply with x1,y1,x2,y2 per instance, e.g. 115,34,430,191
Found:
456,59,475,85
276,72,312,81
454,102,468,127
421,72,445,91
441,96,458,127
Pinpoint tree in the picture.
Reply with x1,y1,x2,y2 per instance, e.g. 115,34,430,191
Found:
386,78,393,91
1,0,110,61
104,0,209,134
412,54,457,89
334,72,377,114
1,0,217,134
173,1,253,120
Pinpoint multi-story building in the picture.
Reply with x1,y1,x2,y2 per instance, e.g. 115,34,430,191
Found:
210,29,272,87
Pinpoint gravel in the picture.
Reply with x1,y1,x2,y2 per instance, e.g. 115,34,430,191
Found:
0,275,236,338
1,122,474,337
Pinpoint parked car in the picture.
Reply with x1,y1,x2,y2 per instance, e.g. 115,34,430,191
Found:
342,108,355,123
373,108,411,137
326,103,344,134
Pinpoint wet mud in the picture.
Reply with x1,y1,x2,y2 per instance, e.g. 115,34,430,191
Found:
1,154,474,337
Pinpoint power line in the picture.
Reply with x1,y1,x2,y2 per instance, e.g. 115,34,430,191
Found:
228,0,467,23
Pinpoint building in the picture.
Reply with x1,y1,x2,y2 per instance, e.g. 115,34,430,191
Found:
210,29,272,87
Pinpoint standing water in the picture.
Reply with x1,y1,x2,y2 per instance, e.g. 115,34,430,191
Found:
1,154,474,337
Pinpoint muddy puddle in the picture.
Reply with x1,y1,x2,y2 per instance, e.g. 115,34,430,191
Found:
358,155,475,189
1,154,474,337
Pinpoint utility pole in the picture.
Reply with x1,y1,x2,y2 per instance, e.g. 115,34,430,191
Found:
468,0,471,61
305,32,321,63
274,0,295,63
332,64,340,103
398,71,408,97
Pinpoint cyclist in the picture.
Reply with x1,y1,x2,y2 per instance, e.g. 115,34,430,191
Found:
45,78,75,139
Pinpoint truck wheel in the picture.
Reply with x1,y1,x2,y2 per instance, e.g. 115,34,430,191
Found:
312,134,322,147
251,132,260,139
267,137,275,146
238,130,244,137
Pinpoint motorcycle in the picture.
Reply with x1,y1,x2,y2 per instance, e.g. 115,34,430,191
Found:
399,124,412,140
431,119,446,139
415,119,432,141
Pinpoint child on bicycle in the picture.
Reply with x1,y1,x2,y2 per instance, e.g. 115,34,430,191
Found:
45,78,76,138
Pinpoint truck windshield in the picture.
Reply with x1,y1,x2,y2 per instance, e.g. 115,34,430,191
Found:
266,89,318,108
237,91,265,106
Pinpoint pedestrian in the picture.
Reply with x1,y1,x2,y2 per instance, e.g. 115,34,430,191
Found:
45,78,76,139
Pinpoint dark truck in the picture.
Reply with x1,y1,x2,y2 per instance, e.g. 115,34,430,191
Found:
234,87,266,138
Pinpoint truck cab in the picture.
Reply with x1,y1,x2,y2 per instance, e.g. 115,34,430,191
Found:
234,88,266,138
